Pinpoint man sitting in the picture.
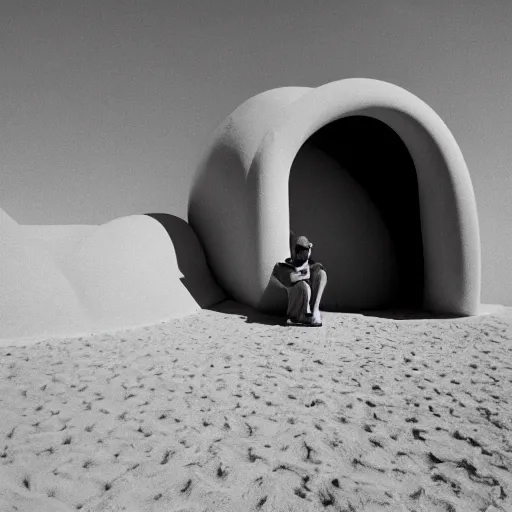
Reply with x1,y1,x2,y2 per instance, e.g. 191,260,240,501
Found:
272,235,327,327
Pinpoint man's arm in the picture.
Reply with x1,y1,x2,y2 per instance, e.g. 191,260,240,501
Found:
292,267,310,282
273,263,309,287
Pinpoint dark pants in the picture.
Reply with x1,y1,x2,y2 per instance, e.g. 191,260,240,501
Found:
286,263,327,322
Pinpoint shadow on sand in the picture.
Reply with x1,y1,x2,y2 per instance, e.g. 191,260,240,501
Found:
145,213,226,309
354,308,465,321
210,299,466,325
208,300,288,326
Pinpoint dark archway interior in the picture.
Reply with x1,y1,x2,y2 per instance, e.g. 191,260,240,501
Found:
291,115,424,310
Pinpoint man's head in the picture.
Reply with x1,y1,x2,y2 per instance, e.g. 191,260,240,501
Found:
293,235,313,263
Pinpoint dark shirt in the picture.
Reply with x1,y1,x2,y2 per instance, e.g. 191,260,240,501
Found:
273,258,325,288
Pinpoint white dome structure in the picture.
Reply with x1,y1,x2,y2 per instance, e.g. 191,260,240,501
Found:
189,78,481,316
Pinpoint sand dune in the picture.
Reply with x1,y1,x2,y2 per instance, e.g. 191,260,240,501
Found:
1,302,511,511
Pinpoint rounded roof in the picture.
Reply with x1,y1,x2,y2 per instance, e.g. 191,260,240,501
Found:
189,77,481,315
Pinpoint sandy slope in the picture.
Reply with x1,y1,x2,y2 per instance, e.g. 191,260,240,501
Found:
0,301,511,512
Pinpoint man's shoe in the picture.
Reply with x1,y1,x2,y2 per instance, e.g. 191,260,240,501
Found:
288,316,322,327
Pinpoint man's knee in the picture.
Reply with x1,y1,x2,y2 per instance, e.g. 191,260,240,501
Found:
310,262,325,273
310,264,327,283
294,280,311,293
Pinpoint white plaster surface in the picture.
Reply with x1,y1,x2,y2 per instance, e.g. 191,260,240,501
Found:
189,78,481,316
1,211,223,342
1,218,89,341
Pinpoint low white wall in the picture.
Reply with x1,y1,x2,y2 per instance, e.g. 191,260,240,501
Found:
66,215,202,331
20,224,98,266
0,211,89,341
0,211,225,344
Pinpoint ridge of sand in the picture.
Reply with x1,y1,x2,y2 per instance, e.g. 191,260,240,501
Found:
1,301,511,511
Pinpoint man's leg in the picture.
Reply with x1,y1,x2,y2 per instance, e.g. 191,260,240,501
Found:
287,281,311,323
309,263,327,323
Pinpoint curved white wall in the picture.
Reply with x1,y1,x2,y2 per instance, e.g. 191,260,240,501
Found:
187,87,311,304
189,78,481,315
357,106,481,315
0,209,88,341
66,215,201,329
0,211,225,344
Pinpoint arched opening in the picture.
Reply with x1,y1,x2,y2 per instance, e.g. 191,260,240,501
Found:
289,115,424,312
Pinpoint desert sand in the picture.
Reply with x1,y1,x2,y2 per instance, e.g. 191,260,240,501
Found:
0,301,511,512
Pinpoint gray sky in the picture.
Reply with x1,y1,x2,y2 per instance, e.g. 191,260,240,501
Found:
1,0,511,305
